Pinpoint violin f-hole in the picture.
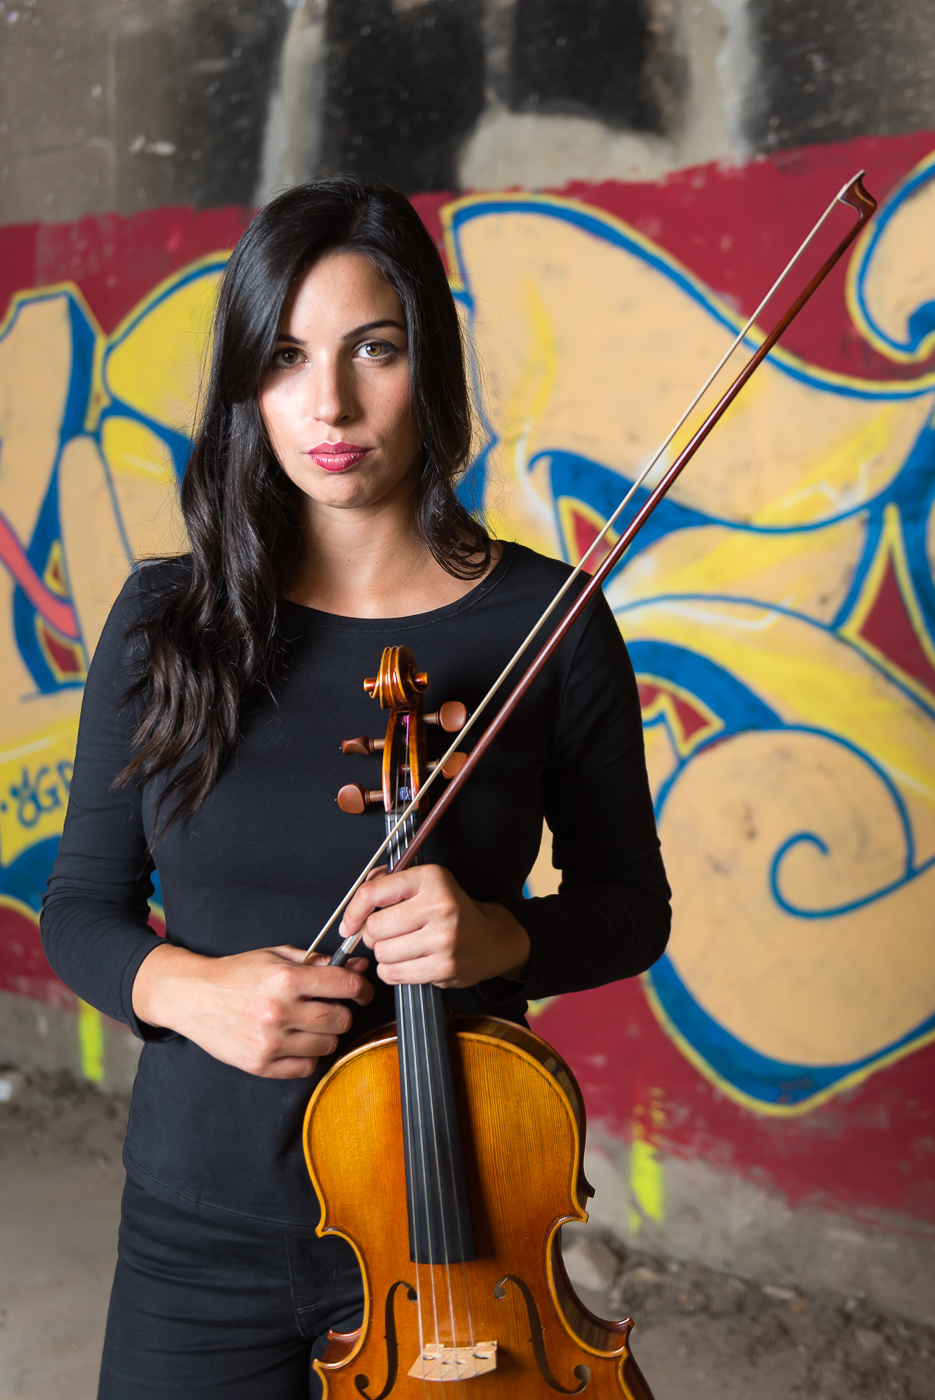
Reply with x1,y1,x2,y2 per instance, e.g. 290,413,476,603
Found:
494,1274,590,1394
354,1280,417,1400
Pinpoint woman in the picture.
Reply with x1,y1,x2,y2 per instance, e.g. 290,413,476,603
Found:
41,176,670,1400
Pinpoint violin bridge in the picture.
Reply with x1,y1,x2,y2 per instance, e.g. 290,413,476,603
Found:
407,1340,497,1381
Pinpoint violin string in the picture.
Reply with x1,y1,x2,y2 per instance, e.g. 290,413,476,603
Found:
397,731,443,1397
405,716,473,1382
399,1006,429,1400
404,721,473,1391
413,957,466,1400
391,766,430,1400
408,977,444,1395
302,172,859,965
445,1020,478,1371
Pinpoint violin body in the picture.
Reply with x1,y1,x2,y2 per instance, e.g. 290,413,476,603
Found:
303,1012,654,1400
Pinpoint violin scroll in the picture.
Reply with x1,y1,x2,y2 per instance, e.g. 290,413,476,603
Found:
362,646,428,707
338,645,467,816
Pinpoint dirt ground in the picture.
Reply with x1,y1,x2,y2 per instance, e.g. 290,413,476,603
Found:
1,1072,932,1400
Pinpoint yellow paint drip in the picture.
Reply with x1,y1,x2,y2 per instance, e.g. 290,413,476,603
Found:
630,1088,666,1228
78,999,104,1082
630,1137,665,1223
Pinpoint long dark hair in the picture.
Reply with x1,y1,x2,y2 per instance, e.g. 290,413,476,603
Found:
117,175,490,832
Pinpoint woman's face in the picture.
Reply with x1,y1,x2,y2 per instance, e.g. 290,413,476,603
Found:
258,250,420,515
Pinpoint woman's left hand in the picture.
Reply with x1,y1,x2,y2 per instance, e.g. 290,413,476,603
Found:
338,865,530,989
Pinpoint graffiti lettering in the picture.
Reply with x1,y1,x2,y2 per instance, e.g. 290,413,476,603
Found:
9,764,68,828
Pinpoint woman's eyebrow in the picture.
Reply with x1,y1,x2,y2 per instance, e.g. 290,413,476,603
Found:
342,318,406,341
273,319,406,347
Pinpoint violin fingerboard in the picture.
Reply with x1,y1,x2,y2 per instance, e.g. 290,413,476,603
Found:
396,980,477,1265
388,810,477,1266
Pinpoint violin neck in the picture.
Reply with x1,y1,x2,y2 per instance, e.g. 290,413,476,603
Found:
388,810,477,1266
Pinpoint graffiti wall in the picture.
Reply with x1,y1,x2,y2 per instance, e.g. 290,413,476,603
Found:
1,131,933,1233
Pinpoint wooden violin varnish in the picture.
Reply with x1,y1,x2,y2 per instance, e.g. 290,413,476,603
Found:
304,646,654,1400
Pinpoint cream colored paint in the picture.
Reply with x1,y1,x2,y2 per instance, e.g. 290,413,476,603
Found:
849,159,935,362
0,296,84,749
609,517,867,624
613,597,935,817
455,206,933,535
658,728,935,1065
57,436,133,660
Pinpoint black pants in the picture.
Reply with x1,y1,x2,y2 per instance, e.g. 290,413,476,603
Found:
99,1178,364,1399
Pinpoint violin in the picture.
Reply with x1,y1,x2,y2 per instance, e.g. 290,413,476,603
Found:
304,643,654,1399
301,174,879,1400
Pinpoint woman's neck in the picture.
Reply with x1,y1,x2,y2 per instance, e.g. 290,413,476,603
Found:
284,494,498,619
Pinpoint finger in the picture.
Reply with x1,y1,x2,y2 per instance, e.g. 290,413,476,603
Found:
370,928,439,966
294,964,373,1003
284,1000,355,1038
345,956,374,1005
341,870,398,931
261,1056,320,1080
278,1026,346,1057
375,955,452,987
357,900,429,949
268,947,351,970
342,868,424,933
268,944,318,963
268,954,373,1006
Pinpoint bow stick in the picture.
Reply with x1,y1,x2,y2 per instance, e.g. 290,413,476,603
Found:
305,170,877,965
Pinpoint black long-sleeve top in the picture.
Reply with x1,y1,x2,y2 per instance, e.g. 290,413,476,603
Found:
41,542,669,1232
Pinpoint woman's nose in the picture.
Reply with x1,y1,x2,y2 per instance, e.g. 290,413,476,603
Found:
309,357,355,425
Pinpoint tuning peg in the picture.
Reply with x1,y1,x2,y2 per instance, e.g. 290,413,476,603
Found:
424,701,468,732
427,752,468,779
341,736,385,756
337,784,384,814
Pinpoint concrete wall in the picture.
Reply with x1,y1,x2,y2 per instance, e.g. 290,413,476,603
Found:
1,0,934,1322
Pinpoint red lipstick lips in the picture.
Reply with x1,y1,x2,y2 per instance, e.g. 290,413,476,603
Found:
308,441,371,472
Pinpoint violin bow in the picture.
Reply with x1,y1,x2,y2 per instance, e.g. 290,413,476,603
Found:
305,170,877,964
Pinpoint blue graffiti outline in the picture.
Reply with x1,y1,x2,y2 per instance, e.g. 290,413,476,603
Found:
547,436,935,721
452,286,497,514
850,153,935,360
618,584,935,721
447,194,935,401
448,192,935,569
7,292,97,693
96,254,227,493
651,949,935,1107
772,835,935,918
626,634,932,1105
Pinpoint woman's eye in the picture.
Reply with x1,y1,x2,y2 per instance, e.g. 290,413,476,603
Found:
358,341,394,360
272,347,302,368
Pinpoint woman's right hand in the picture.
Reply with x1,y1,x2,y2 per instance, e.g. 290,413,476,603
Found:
131,943,374,1079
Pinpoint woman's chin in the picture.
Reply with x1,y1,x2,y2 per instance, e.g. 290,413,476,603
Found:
301,469,415,515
